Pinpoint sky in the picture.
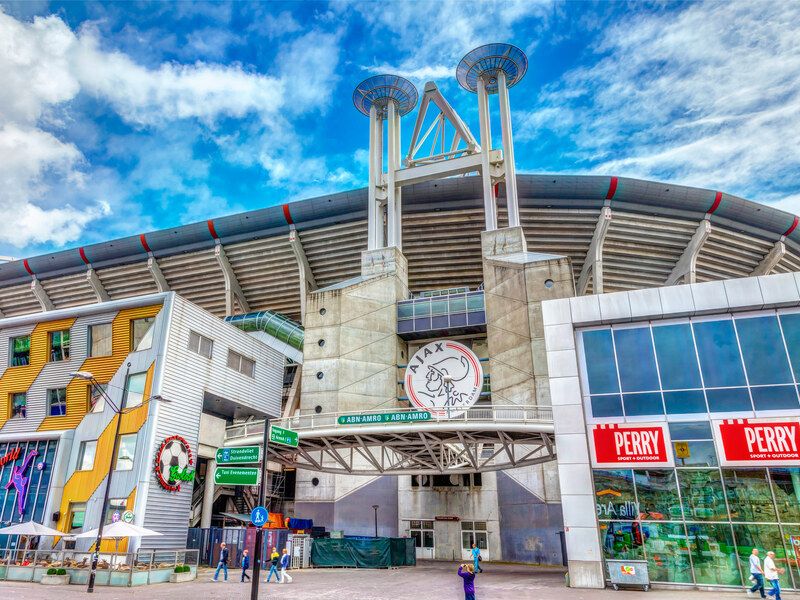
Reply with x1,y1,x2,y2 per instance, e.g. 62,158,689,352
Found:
1,0,799,259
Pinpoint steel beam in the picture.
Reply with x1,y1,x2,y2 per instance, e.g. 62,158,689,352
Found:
666,219,712,285
289,226,317,323
751,240,787,276
214,241,250,315
147,255,170,292
577,206,612,295
85,268,110,302
30,277,54,311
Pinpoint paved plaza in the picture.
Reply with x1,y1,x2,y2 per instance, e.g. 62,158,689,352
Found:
0,562,792,600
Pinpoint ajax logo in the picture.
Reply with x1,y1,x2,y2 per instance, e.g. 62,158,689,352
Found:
405,341,483,418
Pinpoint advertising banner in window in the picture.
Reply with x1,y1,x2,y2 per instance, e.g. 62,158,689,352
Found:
589,422,674,468
712,417,800,466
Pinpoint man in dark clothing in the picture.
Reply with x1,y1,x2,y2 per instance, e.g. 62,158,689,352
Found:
213,542,229,582
241,549,250,582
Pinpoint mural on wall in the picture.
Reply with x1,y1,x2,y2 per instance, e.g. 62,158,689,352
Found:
154,435,194,492
5,450,39,516
0,441,57,524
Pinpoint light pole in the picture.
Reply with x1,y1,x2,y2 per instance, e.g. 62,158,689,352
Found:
70,366,167,594
372,505,379,537
443,374,453,419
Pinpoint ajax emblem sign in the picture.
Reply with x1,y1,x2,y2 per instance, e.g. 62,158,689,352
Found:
405,340,483,418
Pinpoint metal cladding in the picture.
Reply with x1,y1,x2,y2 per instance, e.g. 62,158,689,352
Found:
352,74,419,117
456,43,528,94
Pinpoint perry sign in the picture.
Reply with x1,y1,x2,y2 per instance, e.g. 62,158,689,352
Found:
713,417,800,466
589,422,674,468
405,340,483,418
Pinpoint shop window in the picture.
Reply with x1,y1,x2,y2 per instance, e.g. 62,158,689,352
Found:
733,524,792,590
669,422,718,467
622,392,664,416
735,316,793,385
88,323,112,357
115,434,136,471
599,521,644,560
722,469,777,522
693,320,746,388
706,387,752,413
77,440,96,471
227,350,255,378
582,329,619,395
131,317,155,351
779,313,800,381
769,468,800,522
641,522,693,584
677,469,727,521
461,521,488,550
188,331,213,358
409,520,434,549
652,324,702,390
633,469,682,521
614,327,659,392
686,523,742,586
47,388,67,417
591,395,623,418
9,335,30,367
69,502,86,532
88,383,107,413
594,469,637,521
123,372,147,408
49,329,70,362
10,392,26,419
104,498,127,525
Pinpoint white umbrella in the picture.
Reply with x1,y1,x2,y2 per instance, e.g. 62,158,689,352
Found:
0,521,63,537
77,521,163,540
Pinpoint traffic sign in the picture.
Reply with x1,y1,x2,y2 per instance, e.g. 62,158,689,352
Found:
270,425,299,448
338,410,431,426
214,466,261,486
251,506,269,527
216,446,261,464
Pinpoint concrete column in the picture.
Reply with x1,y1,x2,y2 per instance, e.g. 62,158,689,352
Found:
367,105,379,250
477,77,497,231
200,458,216,529
386,100,398,248
497,71,519,228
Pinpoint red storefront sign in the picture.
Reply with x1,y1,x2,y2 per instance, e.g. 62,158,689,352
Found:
589,422,674,468
713,418,800,466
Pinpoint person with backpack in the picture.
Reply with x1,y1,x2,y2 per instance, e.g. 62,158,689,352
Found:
240,549,250,583
279,548,293,584
266,546,281,583
458,563,477,600
471,543,483,574
212,542,229,582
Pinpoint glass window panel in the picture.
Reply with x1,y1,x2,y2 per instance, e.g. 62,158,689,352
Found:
104,498,127,525
431,315,449,329
687,523,742,586
475,532,487,550
115,434,136,471
88,324,112,357
69,502,86,531
634,469,683,521
461,521,472,530
77,440,96,471
429,300,448,316
474,522,487,531
669,421,713,440
733,524,792,589
678,469,728,521
10,392,26,418
423,531,434,548
623,392,664,416
780,528,800,588
736,316,793,385
414,300,431,317
663,390,707,414
594,469,637,521
599,521,645,560
466,294,483,311
10,336,30,367
411,530,421,548
779,313,800,381
582,329,619,394
414,317,432,331
673,441,718,467
397,303,413,319
449,296,466,313
693,320,747,388
47,388,67,417
591,395,623,418
131,317,155,351
751,385,800,411
410,520,421,529
467,310,485,325
723,469,777,522
706,387,752,413
88,384,106,413
461,532,473,549
49,329,70,362
640,522,693,583
123,373,147,408
652,324,702,390
769,468,800,523
422,520,433,529
614,327,659,392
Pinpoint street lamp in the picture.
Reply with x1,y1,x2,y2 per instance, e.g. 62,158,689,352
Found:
70,366,168,593
372,505,379,537
443,374,453,419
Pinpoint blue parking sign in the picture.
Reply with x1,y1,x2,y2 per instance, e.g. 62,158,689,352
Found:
251,506,268,527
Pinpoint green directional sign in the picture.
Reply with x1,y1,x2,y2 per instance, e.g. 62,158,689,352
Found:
270,425,299,448
337,410,431,426
214,467,260,486
216,446,261,465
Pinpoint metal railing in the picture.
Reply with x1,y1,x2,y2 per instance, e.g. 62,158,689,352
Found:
226,404,553,441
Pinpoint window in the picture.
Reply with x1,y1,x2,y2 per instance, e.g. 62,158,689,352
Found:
9,335,30,367
77,440,97,471
88,323,112,357
123,372,147,408
188,331,213,358
227,350,255,378
88,383,107,413
49,329,70,362
409,520,434,549
115,434,136,471
678,469,727,521
47,388,67,416
69,502,86,532
693,320,746,388
10,392,26,419
735,317,793,385
614,327,659,392
652,324,702,390
594,469,637,520
104,498,127,525
460,521,488,550
131,317,155,351
723,469,777,522
582,329,619,394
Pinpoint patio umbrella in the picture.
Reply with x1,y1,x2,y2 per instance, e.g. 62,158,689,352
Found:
0,521,65,562
77,522,163,554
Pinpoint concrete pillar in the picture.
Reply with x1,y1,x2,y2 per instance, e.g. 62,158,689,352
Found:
387,101,399,248
200,458,216,529
477,77,497,231
367,105,379,251
497,71,519,228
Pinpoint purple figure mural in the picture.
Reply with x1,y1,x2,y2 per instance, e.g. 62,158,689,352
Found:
5,450,38,518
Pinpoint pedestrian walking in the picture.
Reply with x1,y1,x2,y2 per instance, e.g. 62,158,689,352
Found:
240,549,250,583
458,563,476,600
747,548,765,598
265,546,281,583
471,543,483,574
212,542,229,582
765,551,784,600
279,548,293,583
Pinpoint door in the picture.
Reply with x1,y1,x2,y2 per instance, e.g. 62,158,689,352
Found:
410,520,435,559
460,521,489,562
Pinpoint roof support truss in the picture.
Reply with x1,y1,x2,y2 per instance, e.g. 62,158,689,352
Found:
214,241,250,316
30,277,54,311
85,268,110,302
289,226,317,324
147,255,170,292
577,206,612,295
751,240,787,276
666,218,711,285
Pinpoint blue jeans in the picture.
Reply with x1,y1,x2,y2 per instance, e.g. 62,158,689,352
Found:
266,564,280,582
213,561,228,581
750,573,766,598
465,593,476,600
767,578,781,600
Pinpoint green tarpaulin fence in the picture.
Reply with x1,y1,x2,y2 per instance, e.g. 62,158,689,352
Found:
311,537,415,568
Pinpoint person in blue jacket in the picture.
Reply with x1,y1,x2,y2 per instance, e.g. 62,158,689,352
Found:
240,549,250,582
471,543,483,573
212,542,229,582
279,548,293,583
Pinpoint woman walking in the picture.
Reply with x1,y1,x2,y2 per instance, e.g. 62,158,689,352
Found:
279,548,293,583
471,543,483,574
458,563,477,600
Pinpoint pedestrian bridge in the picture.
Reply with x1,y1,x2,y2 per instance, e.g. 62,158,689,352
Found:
224,405,555,475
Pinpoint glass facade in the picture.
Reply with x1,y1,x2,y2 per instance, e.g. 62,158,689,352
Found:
397,290,486,336
580,308,800,588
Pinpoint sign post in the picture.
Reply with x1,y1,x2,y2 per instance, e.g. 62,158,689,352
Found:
337,411,431,425
214,467,261,486
270,425,299,447
216,446,261,464
250,420,271,600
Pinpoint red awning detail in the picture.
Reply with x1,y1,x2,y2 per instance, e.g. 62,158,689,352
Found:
282,204,294,225
78,247,90,265
22,259,33,276
707,191,723,214
207,219,219,240
605,176,618,201
139,233,152,253
784,216,799,237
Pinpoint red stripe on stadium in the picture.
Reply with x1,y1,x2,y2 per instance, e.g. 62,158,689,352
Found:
78,247,89,265
707,191,722,214
207,219,219,240
282,204,294,225
139,234,152,253
784,216,799,237
22,259,33,276
605,177,618,200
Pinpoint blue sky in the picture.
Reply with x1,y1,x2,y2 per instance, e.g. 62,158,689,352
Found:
1,1,798,259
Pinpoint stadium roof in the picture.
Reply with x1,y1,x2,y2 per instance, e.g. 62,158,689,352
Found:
1,174,798,320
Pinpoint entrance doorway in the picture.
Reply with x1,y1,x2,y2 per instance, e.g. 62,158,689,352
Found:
460,521,489,561
410,520,434,560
